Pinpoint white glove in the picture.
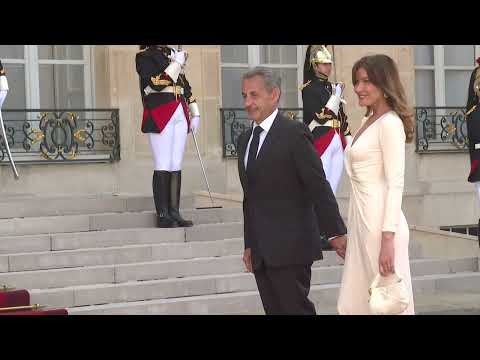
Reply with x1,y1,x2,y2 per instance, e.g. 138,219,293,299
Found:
190,116,200,134
174,51,187,66
169,48,176,61
335,83,344,97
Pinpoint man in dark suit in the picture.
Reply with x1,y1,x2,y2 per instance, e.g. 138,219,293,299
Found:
237,67,347,315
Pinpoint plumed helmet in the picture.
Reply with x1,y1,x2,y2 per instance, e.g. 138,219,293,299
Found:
310,45,332,65
303,45,333,82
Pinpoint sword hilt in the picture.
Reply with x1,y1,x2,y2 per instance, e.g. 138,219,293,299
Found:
0,304,45,312
0,284,15,292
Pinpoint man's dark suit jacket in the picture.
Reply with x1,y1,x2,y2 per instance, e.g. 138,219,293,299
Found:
237,112,347,269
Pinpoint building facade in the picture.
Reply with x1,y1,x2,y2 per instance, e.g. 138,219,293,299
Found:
0,45,478,229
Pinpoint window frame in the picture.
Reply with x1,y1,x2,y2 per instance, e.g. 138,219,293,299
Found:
220,45,304,107
415,45,480,107
1,45,94,109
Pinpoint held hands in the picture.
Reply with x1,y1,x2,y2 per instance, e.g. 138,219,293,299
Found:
379,232,395,276
190,116,200,134
330,235,347,259
243,248,253,273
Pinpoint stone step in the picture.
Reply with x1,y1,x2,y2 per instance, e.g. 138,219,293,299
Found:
0,234,52,255
0,242,472,289
0,207,243,237
0,265,116,291
0,221,244,254
112,255,477,284
0,255,247,290
2,238,245,272
0,194,154,219
29,257,478,309
226,291,480,315
411,292,480,315
66,271,480,315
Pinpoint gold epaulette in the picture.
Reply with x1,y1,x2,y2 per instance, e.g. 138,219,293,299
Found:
466,105,477,117
151,75,172,86
299,80,312,91
315,109,333,121
474,67,480,98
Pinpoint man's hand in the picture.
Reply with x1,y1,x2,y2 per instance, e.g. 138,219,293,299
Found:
330,235,347,259
243,248,253,273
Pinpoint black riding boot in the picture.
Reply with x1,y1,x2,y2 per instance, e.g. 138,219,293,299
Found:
153,171,178,228
169,171,193,227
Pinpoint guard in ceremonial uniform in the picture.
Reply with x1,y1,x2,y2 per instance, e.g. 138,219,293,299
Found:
136,45,201,228
301,45,352,195
0,60,8,107
466,57,480,244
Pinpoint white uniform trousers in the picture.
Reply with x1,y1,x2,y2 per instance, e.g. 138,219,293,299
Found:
320,131,344,195
148,103,188,171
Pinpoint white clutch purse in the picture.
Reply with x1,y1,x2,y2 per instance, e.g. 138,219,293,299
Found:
368,272,409,315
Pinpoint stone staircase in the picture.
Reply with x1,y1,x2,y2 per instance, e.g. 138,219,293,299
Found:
0,194,479,315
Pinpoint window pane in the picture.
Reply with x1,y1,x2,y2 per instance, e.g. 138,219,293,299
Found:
444,45,474,66
1,64,26,110
221,46,248,63
270,68,298,107
445,70,471,107
414,45,433,66
0,45,24,59
39,64,85,108
414,70,435,107
221,67,299,109
260,46,296,64
221,68,247,108
38,45,84,60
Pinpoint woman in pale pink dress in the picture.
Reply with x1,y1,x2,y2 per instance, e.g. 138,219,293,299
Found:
337,54,415,315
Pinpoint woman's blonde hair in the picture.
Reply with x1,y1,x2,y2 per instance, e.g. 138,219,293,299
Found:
352,54,414,143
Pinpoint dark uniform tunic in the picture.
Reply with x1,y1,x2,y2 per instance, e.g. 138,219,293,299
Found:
301,73,351,156
135,46,197,134
467,60,480,183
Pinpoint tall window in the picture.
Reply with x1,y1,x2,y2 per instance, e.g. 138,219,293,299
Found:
0,45,93,109
414,45,480,107
221,45,303,108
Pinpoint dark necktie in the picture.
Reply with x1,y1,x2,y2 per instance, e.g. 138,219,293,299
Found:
247,126,264,181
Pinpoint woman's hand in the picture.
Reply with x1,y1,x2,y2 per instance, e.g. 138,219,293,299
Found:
379,231,395,276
